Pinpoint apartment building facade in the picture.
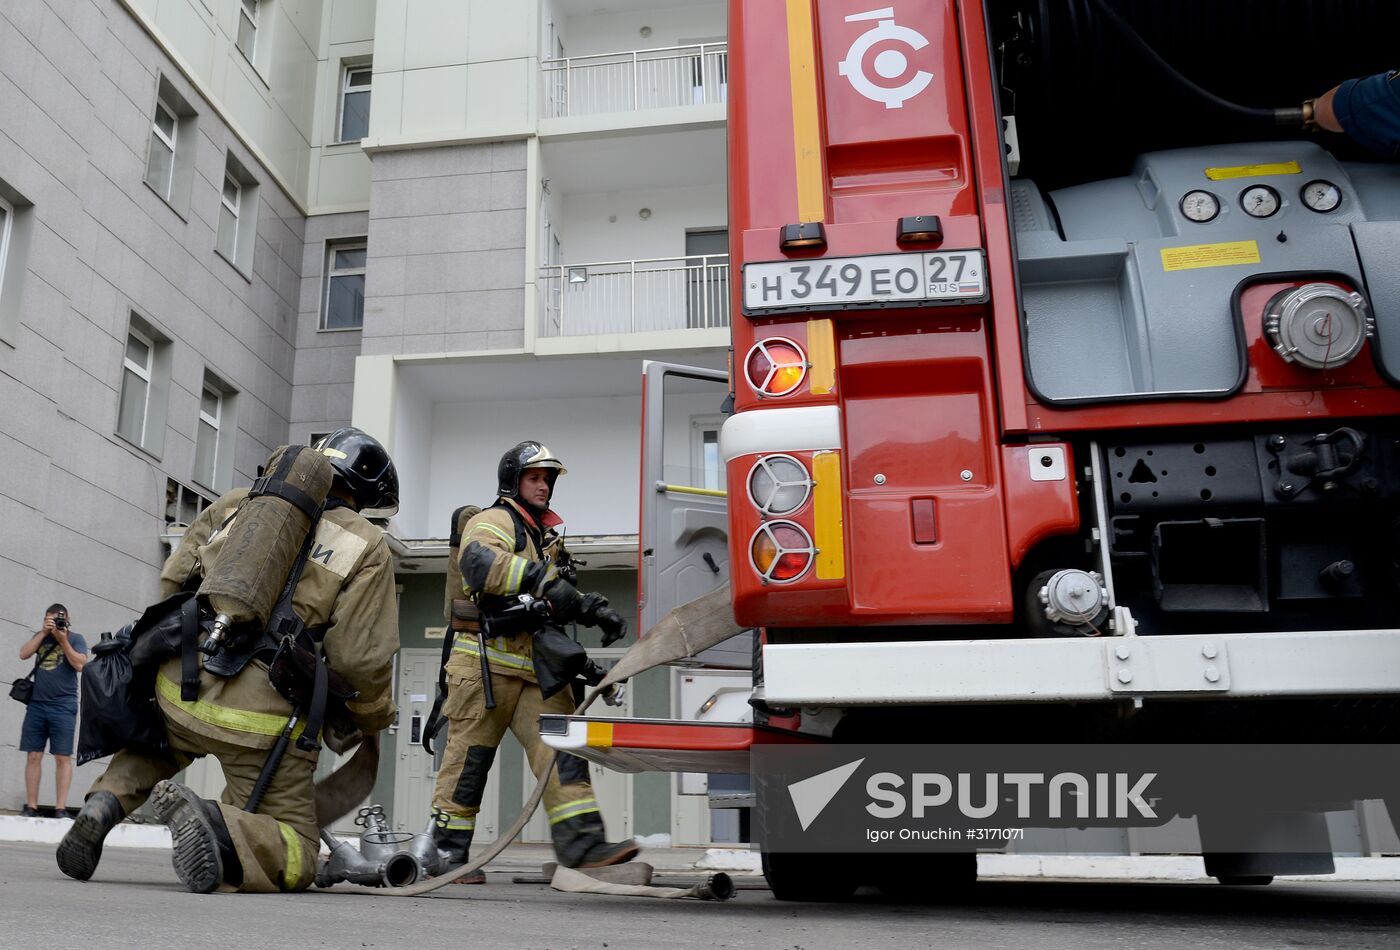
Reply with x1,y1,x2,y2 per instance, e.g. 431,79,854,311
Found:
0,0,733,845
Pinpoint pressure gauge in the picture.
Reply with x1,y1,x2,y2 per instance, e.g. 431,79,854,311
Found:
1180,190,1220,223
1301,179,1342,213
1240,184,1281,218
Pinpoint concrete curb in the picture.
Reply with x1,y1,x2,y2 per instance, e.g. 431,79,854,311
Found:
1,814,172,849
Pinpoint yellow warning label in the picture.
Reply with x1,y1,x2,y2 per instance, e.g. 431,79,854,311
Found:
1160,240,1262,272
1203,161,1302,180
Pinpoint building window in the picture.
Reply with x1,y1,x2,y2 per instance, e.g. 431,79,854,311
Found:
0,195,11,306
193,380,222,489
116,314,171,455
237,0,259,63
118,329,155,446
216,153,258,274
144,77,198,215
692,416,724,491
165,477,213,528
217,171,240,261
322,240,366,330
338,65,372,143
146,99,178,199
0,180,31,346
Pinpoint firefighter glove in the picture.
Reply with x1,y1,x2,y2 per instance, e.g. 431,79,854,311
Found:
594,606,628,646
542,576,583,620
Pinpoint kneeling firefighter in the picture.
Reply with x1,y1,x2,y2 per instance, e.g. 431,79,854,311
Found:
430,441,636,879
58,428,401,893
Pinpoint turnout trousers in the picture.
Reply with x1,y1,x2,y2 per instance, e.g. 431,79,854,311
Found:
430,665,601,837
88,714,318,892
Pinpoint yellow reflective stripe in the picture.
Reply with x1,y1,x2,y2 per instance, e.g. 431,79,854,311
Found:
453,638,534,672
813,450,845,580
471,523,515,547
438,815,475,831
586,721,614,748
785,0,825,222
807,318,836,395
505,555,528,594
278,821,303,891
547,797,600,825
156,672,306,740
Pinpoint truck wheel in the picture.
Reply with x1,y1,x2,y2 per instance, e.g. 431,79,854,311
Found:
1215,875,1274,886
761,852,857,902
873,852,977,900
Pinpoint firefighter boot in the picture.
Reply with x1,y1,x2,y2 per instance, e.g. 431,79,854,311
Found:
56,791,126,881
551,812,640,869
432,821,485,884
151,780,243,893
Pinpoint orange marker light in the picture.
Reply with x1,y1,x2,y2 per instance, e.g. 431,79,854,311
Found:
749,521,815,584
744,338,807,397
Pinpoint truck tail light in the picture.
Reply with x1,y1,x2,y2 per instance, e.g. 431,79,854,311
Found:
744,338,807,397
749,521,815,584
747,455,812,515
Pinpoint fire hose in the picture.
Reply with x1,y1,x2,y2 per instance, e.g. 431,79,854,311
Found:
315,584,742,898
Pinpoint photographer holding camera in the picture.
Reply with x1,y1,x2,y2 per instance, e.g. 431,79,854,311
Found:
17,604,88,817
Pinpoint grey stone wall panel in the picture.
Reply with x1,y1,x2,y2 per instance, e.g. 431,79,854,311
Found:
0,3,323,807
490,141,527,172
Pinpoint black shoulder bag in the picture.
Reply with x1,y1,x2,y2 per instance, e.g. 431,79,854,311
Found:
9,642,58,705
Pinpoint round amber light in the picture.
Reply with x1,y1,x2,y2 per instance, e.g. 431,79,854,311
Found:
748,521,814,584
743,338,807,397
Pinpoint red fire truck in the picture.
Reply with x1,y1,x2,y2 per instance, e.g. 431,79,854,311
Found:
544,0,1400,899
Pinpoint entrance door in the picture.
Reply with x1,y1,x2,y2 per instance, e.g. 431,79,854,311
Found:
392,646,501,841
684,229,728,329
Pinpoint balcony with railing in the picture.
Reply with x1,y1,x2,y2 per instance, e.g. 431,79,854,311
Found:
538,254,730,338
542,43,727,120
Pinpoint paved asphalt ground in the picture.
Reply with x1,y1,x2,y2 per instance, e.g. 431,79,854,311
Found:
2,842,1398,950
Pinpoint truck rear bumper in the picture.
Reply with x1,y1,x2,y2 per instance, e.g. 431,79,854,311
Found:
538,716,818,773
762,629,1400,705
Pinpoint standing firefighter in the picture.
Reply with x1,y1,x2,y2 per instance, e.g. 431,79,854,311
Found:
431,441,635,879
57,428,401,893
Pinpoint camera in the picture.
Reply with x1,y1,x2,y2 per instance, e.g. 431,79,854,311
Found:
53,616,68,630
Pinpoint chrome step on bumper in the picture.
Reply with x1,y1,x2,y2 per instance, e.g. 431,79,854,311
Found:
761,629,1400,705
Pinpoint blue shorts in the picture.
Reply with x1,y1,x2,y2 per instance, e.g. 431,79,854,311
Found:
19,702,77,757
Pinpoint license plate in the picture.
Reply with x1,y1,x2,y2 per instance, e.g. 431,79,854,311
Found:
742,250,986,314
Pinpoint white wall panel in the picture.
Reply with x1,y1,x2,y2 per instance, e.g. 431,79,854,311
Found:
560,183,725,263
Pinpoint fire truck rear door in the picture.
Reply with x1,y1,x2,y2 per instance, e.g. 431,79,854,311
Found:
639,360,751,666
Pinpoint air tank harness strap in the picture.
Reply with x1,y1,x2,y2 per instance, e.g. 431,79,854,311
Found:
265,505,329,754
249,446,323,521
179,594,201,702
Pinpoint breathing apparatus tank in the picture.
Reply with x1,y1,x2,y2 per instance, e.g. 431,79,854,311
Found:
198,444,335,655
443,504,482,623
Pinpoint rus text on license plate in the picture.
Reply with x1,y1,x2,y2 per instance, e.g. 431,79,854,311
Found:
742,250,986,314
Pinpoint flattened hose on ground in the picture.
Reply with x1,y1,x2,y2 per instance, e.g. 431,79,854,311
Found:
331,584,741,898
